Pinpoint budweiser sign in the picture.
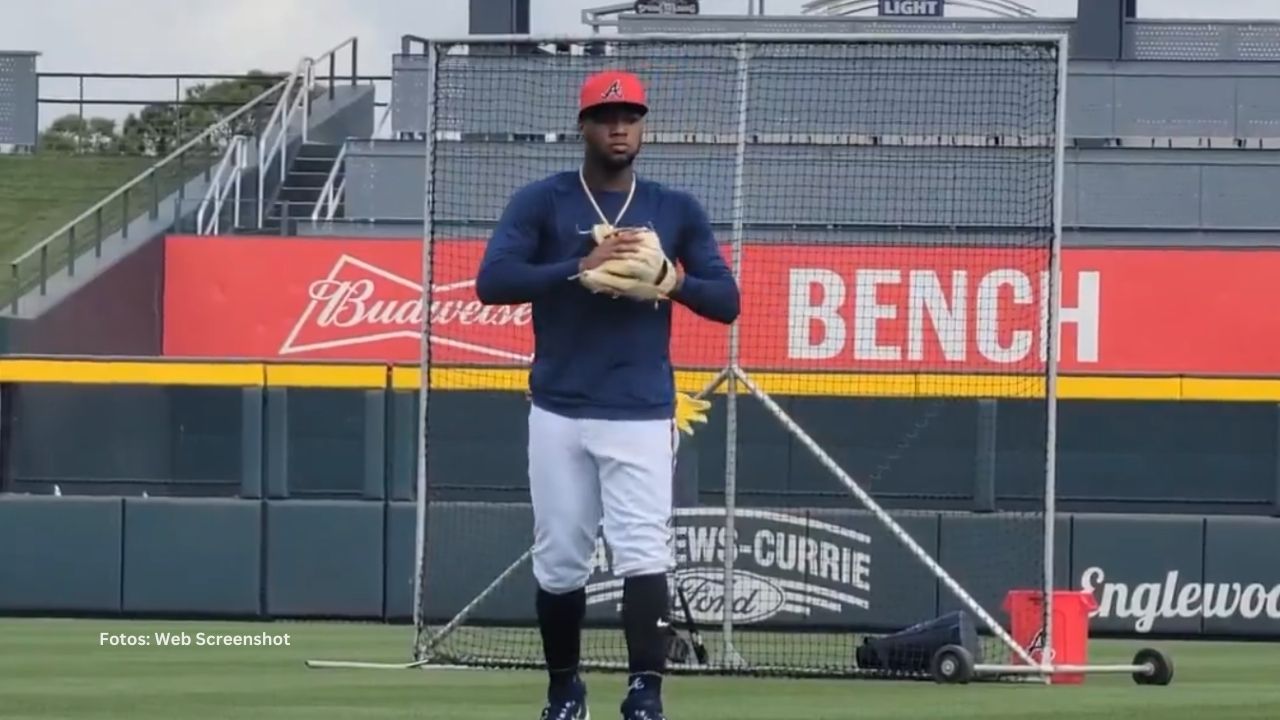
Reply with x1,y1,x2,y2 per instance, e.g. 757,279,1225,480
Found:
163,235,1280,376
279,253,532,363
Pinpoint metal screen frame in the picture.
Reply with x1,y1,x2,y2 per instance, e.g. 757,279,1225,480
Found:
397,30,1123,684
411,38,441,659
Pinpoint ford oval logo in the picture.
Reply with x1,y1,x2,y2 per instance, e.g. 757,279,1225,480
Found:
674,568,787,624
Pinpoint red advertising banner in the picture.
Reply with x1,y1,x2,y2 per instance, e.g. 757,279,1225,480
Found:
163,235,1280,376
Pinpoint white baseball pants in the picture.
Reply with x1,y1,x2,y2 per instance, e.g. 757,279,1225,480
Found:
528,403,677,594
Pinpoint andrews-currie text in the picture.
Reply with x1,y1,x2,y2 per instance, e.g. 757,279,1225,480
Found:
585,509,874,625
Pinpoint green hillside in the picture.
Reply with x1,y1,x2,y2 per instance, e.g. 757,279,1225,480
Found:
0,153,197,304
0,154,159,263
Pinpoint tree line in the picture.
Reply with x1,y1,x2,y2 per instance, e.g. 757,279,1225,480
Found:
40,71,287,156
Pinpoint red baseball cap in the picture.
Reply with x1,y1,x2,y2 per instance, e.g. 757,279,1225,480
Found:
579,70,648,116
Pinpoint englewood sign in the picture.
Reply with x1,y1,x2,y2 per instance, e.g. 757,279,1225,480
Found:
1080,566,1280,633
162,235,1280,375
585,508,873,625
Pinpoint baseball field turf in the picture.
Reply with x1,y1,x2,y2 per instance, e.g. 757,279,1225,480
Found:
2,618,1278,719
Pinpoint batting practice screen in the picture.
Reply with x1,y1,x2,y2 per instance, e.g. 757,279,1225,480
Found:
411,33,1066,680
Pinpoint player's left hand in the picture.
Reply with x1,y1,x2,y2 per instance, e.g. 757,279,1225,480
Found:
675,392,710,436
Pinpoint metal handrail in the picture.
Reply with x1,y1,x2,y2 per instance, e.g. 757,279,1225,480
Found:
309,99,393,223
256,59,309,228
310,142,349,222
374,95,394,139
306,36,361,118
196,140,236,234
314,36,360,71
11,78,288,269
256,36,360,227
580,2,635,33
196,135,250,235
329,178,347,221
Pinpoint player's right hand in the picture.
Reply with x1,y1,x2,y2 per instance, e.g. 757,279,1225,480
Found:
579,229,644,272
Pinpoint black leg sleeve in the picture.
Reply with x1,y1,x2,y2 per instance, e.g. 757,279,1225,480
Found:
537,586,586,690
622,573,670,687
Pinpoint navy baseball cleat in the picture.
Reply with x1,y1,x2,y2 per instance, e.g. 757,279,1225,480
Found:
620,694,666,720
541,676,590,720
620,677,666,720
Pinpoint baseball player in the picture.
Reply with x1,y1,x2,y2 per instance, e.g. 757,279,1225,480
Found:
475,69,740,720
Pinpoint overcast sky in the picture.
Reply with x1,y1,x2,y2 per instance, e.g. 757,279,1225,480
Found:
3,0,1279,128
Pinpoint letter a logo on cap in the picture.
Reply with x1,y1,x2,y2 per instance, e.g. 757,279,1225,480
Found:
579,70,648,116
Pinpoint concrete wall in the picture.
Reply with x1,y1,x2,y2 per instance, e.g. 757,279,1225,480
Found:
0,233,167,356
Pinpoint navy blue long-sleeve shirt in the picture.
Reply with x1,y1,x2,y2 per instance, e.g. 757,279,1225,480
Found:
475,171,740,421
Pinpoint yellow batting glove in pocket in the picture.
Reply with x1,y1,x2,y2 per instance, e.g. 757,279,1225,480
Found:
674,392,711,436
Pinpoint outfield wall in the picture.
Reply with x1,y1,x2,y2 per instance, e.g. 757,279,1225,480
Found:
3,360,1280,640
3,495,1280,639
1,359,1279,513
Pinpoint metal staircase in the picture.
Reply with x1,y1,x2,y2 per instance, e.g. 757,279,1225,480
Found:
196,39,362,237
262,142,343,233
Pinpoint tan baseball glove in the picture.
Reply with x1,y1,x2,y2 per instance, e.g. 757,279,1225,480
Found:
577,224,678,302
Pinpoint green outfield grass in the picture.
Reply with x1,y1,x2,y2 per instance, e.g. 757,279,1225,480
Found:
2,618,1279,719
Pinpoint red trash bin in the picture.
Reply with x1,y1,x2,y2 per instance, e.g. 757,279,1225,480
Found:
1002,589,1098,685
